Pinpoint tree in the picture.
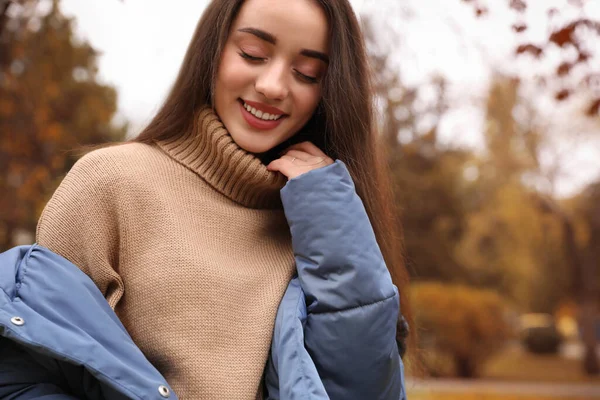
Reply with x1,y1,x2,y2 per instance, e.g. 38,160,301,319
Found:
454,78,570,311
463,0,600,116
363,14,474,283
568,183,600,374
461,0,600,374
0,0,126,250
411,282,512,378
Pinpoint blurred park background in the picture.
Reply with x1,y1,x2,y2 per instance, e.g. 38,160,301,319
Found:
1,0,599,398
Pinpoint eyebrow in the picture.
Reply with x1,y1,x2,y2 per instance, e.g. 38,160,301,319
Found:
237,27,329,64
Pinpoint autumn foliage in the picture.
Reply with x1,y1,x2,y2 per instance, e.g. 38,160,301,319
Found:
411,282,512,378
366,0,599,374
465,0,600,116
0,0,126,249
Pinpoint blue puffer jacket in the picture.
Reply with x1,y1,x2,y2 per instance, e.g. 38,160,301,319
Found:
0,161,406,399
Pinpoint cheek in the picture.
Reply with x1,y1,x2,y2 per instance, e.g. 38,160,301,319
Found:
216,51,252,98
294,85,322,120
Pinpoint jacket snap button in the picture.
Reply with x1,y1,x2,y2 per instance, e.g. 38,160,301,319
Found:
158,385,170,398
10,316,24,326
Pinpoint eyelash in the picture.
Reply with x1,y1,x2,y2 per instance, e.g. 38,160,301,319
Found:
238,51,319,84
239,51,264,62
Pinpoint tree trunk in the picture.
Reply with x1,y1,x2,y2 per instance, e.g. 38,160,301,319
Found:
1,221,14,252
580,199,600,375
531,193,599,375
454,355,476,378
581,302,599,374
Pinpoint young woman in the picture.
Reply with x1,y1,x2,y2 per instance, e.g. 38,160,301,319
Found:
0,0,410,398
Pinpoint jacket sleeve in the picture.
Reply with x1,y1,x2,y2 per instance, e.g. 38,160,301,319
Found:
280,161,406,400
0,336,79,399
36,149,124,309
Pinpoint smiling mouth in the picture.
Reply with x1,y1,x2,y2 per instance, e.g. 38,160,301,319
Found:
238,100,287,131
239,99,286,121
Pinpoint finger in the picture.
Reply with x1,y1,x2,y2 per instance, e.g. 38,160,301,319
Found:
280,154,301,164
281,154,324,167
266,158,294,178
266,158,284,172
286,141,326,157
287,143,333,166
283,149,311,162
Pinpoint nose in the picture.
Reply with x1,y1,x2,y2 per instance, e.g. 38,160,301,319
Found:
254,61,289,101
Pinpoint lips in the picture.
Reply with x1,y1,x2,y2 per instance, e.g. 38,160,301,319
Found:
242,99,287,116
238,101,286,131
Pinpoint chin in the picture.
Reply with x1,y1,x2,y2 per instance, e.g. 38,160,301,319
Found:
230,132,282,155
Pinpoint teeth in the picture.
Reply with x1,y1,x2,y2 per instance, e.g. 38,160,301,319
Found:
243,102,283,121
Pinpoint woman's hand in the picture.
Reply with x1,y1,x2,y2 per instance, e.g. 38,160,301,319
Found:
267,141,334,180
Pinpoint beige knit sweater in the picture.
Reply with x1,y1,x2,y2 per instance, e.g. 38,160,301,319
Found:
36,108,297,399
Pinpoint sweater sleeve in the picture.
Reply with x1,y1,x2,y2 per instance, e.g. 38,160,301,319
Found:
280,161,405,400
36,149,124,309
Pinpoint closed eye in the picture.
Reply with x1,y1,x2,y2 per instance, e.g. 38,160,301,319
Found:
239,51,319,84
239,51,265,62
294,70,318,84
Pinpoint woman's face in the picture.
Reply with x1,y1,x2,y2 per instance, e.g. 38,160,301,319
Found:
213,0,329,154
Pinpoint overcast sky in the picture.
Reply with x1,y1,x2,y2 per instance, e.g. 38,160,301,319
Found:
58,0,600,197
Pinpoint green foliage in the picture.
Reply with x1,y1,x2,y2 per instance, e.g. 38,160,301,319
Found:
411,282,513,378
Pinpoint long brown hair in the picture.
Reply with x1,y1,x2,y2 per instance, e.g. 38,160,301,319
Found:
134,0,412,356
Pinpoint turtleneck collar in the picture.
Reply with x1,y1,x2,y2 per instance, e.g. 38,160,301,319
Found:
155,107,287,209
